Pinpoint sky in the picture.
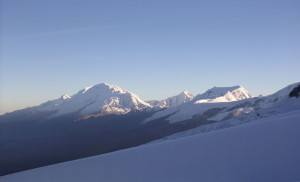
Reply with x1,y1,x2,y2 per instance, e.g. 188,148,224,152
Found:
0,0,299,114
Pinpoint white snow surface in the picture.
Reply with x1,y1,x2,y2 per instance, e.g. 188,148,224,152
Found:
193,85,253,103
144,83,300,123
144,86,253,123
150,83,300,143
2,110,300,182
148,90,194,108
35,83,151,116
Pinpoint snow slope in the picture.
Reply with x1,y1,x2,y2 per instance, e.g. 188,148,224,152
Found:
144,86,253,123
193,85,252,103
2,110,300,182
152,95,300,143
148,90,194,108
144,83,300,123
32,83,151,116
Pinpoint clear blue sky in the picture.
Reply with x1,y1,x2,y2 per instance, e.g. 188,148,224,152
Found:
0,0,299,114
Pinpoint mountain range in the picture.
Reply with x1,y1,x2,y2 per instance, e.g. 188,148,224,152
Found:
21,83,151,117
1,82,300,176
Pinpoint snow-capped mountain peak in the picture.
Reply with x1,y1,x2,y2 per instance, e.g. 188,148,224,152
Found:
258,82,300,107
148,90,194,108
61,94,71,100
180,90,194,98
78,83,126,95
144,85,254,123
34,83,151,117
194,85,252,103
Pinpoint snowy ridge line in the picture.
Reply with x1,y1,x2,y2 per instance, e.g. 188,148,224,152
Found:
144,82,300,123
147,90,194,108
24,83,152,117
